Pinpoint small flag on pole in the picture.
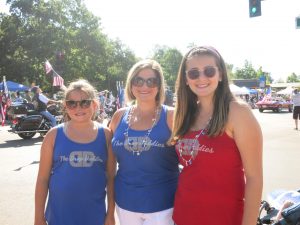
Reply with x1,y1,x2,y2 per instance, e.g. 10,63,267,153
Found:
52,71,64,87
45,60,53,74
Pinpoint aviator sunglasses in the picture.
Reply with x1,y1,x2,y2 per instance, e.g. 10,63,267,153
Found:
65,99,92,109
186,66,218,80
131,76,160,88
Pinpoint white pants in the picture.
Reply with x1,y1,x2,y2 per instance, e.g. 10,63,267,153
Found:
116,205,174,225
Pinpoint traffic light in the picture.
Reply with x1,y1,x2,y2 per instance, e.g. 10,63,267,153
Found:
249,0,261,18
296,16,300,29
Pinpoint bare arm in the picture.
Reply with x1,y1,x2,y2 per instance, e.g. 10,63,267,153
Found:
229,102,263,225
109,108,127,134
104,127,116,225
34,128,57,225
48,99,62,105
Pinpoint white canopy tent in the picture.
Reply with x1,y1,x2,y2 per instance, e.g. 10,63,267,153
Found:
229,84,250,95
276,86,294,95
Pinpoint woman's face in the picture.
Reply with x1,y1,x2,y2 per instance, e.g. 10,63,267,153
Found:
64,90,97,123
185,55,221,100
131,68,160,103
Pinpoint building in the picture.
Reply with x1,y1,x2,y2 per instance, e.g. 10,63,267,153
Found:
232,79,260,88
270,82,300,89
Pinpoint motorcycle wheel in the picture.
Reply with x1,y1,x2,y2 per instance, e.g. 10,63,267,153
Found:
18,132,36,139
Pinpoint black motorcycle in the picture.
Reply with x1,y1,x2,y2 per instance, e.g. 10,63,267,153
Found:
8,101,63,139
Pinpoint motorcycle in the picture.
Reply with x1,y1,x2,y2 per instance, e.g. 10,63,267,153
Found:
8,101,63,139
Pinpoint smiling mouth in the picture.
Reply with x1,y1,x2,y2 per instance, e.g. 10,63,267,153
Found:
196,84,209,88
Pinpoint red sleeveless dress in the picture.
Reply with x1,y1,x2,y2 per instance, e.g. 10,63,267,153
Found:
173,130,245,225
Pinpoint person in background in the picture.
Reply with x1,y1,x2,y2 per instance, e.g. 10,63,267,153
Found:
31,86,60,127
109,59,179,225
24,90,32,102
14,91,24,103
34,79,115,225
292,89,300,130
164,86,174,106
171,46,263,225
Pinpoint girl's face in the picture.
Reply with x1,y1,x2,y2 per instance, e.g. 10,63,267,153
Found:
131,68,160,103
64,90,97,123
185,55,221,100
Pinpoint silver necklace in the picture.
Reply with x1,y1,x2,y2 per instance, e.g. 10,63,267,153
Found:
124,105,161,155
177,119,211,166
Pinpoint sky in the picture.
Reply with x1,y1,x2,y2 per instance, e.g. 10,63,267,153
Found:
1,0,300,81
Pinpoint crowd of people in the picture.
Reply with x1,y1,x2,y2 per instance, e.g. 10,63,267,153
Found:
31,45,266,225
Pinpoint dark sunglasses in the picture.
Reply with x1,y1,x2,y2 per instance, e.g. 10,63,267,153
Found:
132,76,160,88
65,99,92,109
186,66,217,80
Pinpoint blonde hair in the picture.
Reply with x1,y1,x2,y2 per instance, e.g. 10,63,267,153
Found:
63,79,99,121
171,46,234,142
124,59,166,105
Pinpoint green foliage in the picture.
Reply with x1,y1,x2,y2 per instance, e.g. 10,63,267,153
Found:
226,63,234,80
233,60,274,85
286,72,300,83
151,45,183,91
0,0,136,94
234,60,258,79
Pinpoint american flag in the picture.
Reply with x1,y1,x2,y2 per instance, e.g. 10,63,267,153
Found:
52,71,64,87
45,60,53,74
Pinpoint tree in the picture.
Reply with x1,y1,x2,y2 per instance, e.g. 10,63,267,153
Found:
286,73,300,83
0,0,136,93
234,60,258,79
226,63,234,80
151,45,182,91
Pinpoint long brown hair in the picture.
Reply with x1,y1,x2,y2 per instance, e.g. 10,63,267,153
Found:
171,46,234,142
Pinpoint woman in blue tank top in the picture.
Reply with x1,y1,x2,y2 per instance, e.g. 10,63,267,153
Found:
34,79,116,225
109,59,179,225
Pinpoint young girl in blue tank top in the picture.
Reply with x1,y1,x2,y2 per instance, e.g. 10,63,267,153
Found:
34,79,116,225
109,59,179,225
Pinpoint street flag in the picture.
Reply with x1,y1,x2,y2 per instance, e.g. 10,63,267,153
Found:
52,71,64,87
45,60,53,74
1,76,10,126
116,81,125,109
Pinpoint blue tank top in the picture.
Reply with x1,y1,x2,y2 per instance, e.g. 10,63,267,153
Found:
112,105,179,213
45,123,107,225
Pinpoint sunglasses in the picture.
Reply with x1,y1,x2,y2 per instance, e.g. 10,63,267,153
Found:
186,66,217,80
132,76,160,88
65,99,92,109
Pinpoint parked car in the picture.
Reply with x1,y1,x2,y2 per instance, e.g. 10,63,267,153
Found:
256,96,293,113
